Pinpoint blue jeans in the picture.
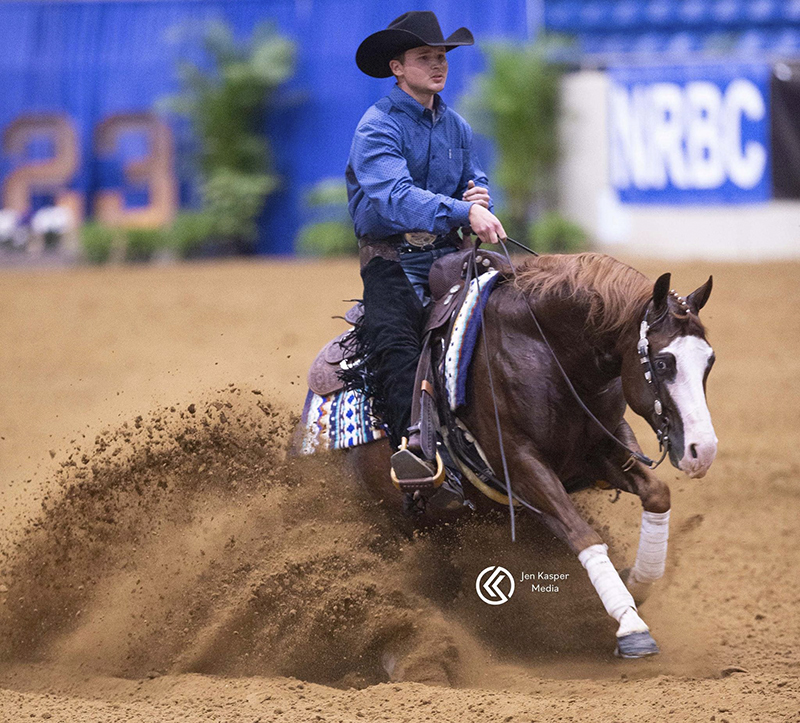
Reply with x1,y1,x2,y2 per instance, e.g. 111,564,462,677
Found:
399,244,460,306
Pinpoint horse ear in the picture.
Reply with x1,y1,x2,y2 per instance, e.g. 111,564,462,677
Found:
653,273,671,313
687,275,713,315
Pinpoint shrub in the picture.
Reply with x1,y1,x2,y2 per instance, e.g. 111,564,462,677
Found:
202,169,277,247
125,228,165,262
463,40,566,241
296,221,356,257
81,223,116,265
167,211,217,258
528,212,588,254
305,178,349,207
294,178,355,257
165,20,296,250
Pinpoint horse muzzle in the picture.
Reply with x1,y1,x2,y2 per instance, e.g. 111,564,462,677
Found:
671,428,718,478
669,410,718,479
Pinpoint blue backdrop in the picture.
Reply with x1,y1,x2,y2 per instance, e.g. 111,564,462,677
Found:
0,0,537,253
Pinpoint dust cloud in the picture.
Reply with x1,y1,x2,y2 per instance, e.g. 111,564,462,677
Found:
0,386,641,688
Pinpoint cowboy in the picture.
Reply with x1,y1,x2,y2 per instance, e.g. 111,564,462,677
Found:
347,11,506,481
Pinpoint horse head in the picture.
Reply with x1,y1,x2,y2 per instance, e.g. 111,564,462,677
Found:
621,273,717,478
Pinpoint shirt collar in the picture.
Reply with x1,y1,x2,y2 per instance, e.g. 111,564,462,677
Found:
389,84,447,124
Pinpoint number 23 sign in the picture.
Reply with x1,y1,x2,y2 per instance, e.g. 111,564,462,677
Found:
2,112,177,227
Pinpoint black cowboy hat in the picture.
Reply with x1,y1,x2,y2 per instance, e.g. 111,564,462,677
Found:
356,11,474,78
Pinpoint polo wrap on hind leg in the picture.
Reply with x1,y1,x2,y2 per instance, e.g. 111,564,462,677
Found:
630,509,670,585
578,544,649,637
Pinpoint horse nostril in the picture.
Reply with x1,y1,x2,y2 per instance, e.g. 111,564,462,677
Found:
689,444,698,459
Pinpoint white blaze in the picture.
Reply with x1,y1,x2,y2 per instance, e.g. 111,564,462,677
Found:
661,335,718,478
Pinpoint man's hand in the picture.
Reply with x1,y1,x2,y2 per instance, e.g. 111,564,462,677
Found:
462,179,491,209
468,202,506,245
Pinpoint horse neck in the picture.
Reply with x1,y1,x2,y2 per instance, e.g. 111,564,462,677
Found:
526,291,643,386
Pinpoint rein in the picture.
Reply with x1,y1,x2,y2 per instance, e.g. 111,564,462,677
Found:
471,238,671,476
466,247,517,541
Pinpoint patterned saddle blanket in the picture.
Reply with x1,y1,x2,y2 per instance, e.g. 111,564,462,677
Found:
299,266,501,454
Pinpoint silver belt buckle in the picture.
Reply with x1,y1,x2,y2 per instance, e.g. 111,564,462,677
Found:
403,231,437,248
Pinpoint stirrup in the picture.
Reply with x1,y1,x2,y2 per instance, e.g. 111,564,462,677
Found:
390,437,445,493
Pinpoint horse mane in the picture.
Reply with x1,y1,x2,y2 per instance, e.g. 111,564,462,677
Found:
512,253,654,336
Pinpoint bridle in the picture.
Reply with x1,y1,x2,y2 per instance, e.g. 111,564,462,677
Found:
633,308,672,470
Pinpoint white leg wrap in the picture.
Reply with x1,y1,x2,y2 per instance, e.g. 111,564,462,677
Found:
578,544,649,637
630,509,670,585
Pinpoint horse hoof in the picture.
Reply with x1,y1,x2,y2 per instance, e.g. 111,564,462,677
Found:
615,631,660,659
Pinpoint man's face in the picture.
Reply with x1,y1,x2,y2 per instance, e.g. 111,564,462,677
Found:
391,45,448,96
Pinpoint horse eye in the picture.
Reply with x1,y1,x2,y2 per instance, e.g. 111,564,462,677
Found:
655,360,668,371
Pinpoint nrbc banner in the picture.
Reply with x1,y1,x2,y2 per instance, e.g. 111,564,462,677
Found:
608,63,772,204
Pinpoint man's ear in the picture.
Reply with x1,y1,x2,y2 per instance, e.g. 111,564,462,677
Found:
388,58,403,78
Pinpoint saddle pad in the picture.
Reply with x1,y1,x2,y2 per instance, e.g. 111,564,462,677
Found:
444,268,501,410
300,388,386,454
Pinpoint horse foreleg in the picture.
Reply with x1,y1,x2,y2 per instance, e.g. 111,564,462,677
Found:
506,451,657,657
598,420,672,604
577,543,657,656
625,510,670,604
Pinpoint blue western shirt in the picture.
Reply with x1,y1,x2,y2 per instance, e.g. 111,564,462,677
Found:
346,84,492,240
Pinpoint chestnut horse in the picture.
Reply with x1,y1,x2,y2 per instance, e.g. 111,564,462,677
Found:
349,252,716,659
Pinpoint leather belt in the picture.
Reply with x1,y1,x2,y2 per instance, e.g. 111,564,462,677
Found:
359,229,460,254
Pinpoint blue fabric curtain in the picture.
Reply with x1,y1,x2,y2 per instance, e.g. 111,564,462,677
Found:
0,0,531,253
